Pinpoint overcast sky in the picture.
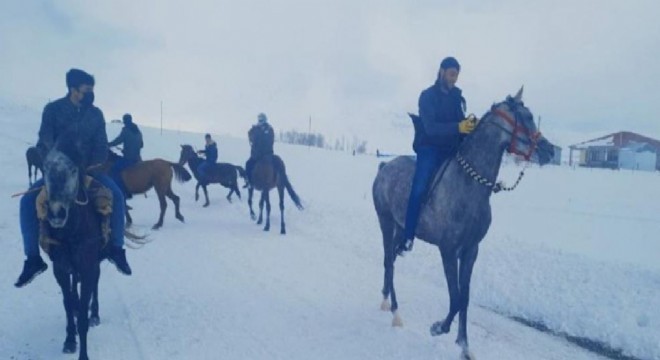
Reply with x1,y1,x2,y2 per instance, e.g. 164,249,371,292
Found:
2,0,659,152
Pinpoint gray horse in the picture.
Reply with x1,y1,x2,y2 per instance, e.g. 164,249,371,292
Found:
372,88,555,359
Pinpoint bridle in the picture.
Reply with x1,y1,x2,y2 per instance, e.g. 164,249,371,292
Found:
455,100,542,193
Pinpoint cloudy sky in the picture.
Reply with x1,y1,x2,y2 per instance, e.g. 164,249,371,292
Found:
1,0,659,152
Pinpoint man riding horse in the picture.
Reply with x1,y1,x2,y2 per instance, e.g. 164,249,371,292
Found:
108,113,143,199
400,57,477,255
14,68,132,288
196,133,218,185
245,113,275,188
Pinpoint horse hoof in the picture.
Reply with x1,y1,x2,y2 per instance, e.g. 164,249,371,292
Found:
392,311,403,327
250,214,256,221
152,224,162,230
280,229,286,235
460,349,476,360
430,321,450,336
263,226,270,232
176,215,185,223
89,316,100,327
203,203,209,208
63,340,77,353
380,299,391,311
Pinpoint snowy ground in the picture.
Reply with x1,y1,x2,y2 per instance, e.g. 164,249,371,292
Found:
0,102,658,360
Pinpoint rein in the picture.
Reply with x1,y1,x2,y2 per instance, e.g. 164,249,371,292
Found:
453,106,538,194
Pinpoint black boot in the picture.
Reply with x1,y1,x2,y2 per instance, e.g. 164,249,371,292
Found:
14,256,48,287
107,246,132,275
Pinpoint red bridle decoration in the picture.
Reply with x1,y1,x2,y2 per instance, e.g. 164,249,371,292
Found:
493,108,542,161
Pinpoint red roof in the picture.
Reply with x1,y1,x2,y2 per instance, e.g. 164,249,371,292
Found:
570,131,660,150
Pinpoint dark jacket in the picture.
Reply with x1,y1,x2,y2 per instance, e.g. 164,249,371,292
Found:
200,141,218,163
37,96,108,169
248,123,274,158
412,82,466,153
108,123,143,162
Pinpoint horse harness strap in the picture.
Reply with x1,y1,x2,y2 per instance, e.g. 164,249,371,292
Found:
456,153,526,194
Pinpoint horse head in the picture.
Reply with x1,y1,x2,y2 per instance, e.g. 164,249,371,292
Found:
178,144,197,165
482,87,555,165
42,135,85,229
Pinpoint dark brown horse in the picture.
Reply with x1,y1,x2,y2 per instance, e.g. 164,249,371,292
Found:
103,151,192,229
39,134,106,360
247,154,303,234
26,146,43,185
178,144,246,207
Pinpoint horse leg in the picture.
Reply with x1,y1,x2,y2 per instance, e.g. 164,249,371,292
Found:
455,244,479,360
234,183,242,200
54,268,77,354
226,188,234,203
277,185,285,234
248,187,256,220
28,165,33,186
202,184,210,207
377,213,394,310
125,206,133,228
387,224,405,326
263,190,271,232
153,191,167,229
166,187,185,223
89,273,100,327
77,265,100,360
257,191,265,225
195,182,200,202
430,247,461,337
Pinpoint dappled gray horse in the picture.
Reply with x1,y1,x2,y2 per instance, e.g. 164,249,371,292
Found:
372,88,555,359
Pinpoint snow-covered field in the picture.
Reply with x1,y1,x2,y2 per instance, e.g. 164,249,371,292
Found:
0,102,658,360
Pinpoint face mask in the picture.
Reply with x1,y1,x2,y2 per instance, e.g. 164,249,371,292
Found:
80,91,95,107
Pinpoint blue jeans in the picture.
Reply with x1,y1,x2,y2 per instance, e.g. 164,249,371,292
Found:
403,146,452,240
20,175,125,257
197,161,213,183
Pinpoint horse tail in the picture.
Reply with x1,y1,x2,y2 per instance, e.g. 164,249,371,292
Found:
123,229,152,249
274,157,303,210
378,162,387,171
283,174,303,210
235,165,246,179
169,162,192,183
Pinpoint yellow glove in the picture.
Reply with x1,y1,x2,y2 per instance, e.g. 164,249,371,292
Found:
458,117,476,134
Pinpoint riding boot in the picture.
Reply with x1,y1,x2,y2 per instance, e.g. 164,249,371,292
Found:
14,255,48,287
107,245,132,275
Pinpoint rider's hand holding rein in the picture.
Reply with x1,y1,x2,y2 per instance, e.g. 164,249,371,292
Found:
458,116,476,134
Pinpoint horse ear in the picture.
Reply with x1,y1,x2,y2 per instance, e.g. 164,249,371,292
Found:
513,86,524,102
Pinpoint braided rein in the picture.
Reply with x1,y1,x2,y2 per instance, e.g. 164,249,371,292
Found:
456,153,525,194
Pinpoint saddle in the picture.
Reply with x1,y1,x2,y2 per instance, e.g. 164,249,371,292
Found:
36,176,113,253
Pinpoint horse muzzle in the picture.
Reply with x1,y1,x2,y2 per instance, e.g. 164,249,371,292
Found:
47,202,70,228
534,138,555,165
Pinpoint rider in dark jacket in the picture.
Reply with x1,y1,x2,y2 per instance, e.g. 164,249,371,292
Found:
196,133,218,184
399,57,476,255
245,113,274,187
108,113,143,198
15,69,132,288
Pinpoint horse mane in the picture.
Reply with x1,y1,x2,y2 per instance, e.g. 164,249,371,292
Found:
52,131,84,169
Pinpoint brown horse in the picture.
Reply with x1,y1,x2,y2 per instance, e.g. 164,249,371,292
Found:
178,144,247,207
26,146,43,185
103,151,192,229
247,154,303,234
